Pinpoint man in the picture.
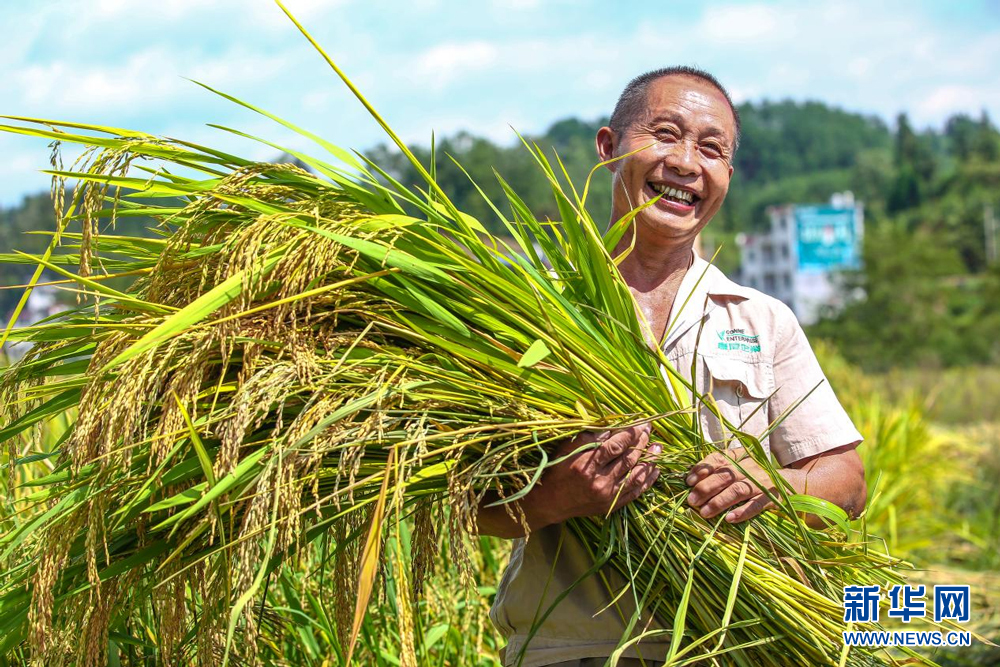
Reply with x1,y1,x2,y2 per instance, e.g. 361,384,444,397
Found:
478,67,867,667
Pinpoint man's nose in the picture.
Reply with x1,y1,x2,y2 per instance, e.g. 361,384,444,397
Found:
662,140,699,176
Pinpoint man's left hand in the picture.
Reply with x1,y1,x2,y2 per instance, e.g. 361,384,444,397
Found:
685,447,795,523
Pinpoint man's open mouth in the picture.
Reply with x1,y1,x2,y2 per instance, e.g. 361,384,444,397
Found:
648,182,698,206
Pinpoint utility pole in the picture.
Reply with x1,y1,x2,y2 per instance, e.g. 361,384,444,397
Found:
986,203,997,266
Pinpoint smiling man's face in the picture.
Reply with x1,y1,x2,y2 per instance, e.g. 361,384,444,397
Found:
597,75,737,247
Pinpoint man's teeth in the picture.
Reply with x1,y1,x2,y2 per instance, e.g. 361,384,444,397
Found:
650,183,694,203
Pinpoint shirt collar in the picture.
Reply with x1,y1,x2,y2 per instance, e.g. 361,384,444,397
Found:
661,251,752,347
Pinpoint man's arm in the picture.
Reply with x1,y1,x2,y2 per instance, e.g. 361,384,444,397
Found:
684,299,868,529
684,443,866,529
478,423,660,538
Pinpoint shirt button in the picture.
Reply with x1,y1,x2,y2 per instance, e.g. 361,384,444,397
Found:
736,384,745,398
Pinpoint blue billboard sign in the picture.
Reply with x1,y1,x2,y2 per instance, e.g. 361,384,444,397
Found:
795,206,860,271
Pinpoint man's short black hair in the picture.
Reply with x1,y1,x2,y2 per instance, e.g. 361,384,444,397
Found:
608,66,741,153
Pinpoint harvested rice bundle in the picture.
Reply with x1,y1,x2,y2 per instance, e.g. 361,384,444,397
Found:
0,7,925,667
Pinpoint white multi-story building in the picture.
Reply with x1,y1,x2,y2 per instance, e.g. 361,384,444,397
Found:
737,192,863,325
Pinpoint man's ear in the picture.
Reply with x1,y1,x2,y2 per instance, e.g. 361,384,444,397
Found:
595,126,618,172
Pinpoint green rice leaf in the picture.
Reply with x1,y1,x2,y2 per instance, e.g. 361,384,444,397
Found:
517,339,552,368
144,483,208,513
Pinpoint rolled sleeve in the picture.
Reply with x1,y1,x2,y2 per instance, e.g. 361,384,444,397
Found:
766,304,863,467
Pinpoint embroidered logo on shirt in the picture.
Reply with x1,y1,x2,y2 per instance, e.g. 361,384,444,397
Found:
717,328,761,353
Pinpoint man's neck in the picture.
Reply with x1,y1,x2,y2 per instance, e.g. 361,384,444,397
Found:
614,234,694,295
612,228,695,344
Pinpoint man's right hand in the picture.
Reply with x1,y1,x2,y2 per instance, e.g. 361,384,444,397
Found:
477,423,661,538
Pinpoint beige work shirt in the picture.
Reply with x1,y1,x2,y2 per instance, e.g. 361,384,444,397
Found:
489,253,864,667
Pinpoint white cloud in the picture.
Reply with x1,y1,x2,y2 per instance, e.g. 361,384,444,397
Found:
188,52,294,88
8,46,293,117
53,0,350,37
87,0,215,22
0,153,44,180
15,50,182,113
93,0,130,16
414,41,500,91
726,84,762,105
700,4,780,43
491,0,540,10
847,57,871,79
246,0,352,31
412,33,615,88
301,90,334,113
915,84,1000,121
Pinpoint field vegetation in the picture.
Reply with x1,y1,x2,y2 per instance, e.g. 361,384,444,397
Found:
2,344,997,665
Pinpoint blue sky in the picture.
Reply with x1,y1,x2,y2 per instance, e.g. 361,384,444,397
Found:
2,0,999,207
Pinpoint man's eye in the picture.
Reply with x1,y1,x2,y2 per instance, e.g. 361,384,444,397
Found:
701,143,723,156
655,128,679,140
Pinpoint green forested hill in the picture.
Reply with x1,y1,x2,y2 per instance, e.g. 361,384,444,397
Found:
0,193,62,319
3,100,999,367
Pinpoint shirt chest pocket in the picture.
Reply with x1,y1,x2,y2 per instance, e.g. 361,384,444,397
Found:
699,354,775,445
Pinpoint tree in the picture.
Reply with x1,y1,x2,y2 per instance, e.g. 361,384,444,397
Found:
888,113,937,213
810,223,986,370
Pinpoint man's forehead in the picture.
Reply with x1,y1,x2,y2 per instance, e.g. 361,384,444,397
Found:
639,75,736,130
644,75,731,111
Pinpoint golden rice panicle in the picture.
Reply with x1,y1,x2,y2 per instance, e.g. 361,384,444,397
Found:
28,512,85,662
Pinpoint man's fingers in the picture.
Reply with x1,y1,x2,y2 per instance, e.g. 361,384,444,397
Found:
613,439,662,510
686,467,740,507
724,493,774,523
591,429,629,467
613,464,660,511
685,460,715,486
592,423,649,468
685,447,746,486
694,478,758,519
604,428,652,478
